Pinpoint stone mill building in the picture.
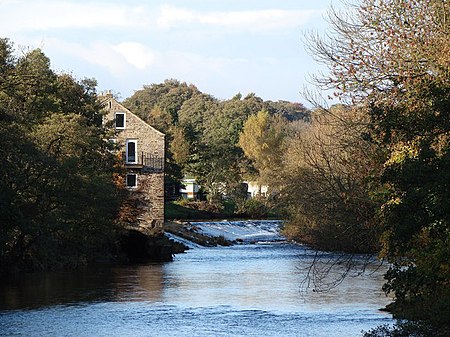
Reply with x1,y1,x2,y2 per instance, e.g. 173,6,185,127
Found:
100,92,165,232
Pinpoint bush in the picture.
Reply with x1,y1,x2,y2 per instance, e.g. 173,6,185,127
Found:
174,199,224,214
362,321,448,337
237,198,269,218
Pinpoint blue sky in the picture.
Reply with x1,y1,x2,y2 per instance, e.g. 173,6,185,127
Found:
1,0,340,104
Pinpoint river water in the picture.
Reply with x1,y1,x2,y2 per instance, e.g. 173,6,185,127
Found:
0,221,393,337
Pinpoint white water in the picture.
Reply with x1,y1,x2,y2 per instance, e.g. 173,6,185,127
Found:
191,219,284,243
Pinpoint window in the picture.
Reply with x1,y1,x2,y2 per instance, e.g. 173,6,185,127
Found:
115,112,125,129
126,139,137,163
126,174,137,188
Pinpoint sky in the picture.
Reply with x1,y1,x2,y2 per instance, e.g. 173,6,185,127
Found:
0,0,341,104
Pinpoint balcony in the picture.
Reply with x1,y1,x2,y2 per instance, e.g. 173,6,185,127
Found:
123,152,164,172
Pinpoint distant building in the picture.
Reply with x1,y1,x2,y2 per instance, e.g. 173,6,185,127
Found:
179,177,267,200
180,178,200,199
244,181,268,198
100,92,165,231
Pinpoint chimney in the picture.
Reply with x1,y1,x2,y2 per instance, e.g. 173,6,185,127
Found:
100,90,113,97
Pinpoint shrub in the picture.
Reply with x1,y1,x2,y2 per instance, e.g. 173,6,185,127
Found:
238,198,269,218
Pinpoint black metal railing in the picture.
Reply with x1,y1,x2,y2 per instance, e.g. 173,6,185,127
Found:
123,152,164,172
142,153,164,172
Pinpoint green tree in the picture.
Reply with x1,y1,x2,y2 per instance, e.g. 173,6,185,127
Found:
192,93,266,204
307,0,450,331
123,79,200,123
266,100,310,122
123,80,311,210
203,93,265,147
178,93,218,142
170,125,190,166
0,39,122,273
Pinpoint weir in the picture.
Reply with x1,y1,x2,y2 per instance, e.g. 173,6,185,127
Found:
167,220,285,247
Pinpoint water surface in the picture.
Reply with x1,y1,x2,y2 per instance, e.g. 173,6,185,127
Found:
0,221,393,336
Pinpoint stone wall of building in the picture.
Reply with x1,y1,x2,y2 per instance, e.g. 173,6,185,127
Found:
100,92,165,231
126,172,165,231
104,97,165,159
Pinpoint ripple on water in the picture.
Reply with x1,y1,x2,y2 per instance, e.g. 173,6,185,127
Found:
0,302,392,337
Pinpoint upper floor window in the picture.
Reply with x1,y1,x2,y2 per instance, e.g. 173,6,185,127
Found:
115,112,125,129
126,139,137,163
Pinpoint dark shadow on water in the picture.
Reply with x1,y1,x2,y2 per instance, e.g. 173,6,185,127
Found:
0,263,166,311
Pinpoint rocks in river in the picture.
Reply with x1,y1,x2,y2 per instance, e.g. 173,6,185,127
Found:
119,229,188,263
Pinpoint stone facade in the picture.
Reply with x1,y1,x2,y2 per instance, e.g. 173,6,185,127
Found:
100,92,165,231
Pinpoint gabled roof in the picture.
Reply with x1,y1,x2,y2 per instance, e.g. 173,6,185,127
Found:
99,92,165,137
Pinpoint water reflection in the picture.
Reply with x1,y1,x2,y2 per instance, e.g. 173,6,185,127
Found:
0,244,389,313
0,263,166,311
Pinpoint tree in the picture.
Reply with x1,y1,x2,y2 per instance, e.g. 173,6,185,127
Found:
123,79,200,123
307,0,450,331
266,100,310,122
203,93,266,148
178,93,218,142
193,93,266,204
123,80,312,210
0,39,123,273
239,110,286,188
170,125,190,166
278,105,383,254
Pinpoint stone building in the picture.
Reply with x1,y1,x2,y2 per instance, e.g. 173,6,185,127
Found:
100,92,165,231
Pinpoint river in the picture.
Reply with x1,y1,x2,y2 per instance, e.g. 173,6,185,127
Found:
0,220,393,336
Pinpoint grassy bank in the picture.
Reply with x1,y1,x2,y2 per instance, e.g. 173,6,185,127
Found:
165,199,281,221
165,200,236,220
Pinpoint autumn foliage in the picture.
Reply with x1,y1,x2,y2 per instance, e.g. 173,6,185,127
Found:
305,0,450,333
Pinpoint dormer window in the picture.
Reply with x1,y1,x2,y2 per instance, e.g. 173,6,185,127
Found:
115,112,125,129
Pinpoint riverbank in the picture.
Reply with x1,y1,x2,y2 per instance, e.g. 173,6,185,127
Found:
165,199,280,221
118,229,188,263
165,200,236,220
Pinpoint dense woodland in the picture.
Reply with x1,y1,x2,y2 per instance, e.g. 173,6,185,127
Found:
0,0,449,335
0,39,125,272
122,80,309,211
